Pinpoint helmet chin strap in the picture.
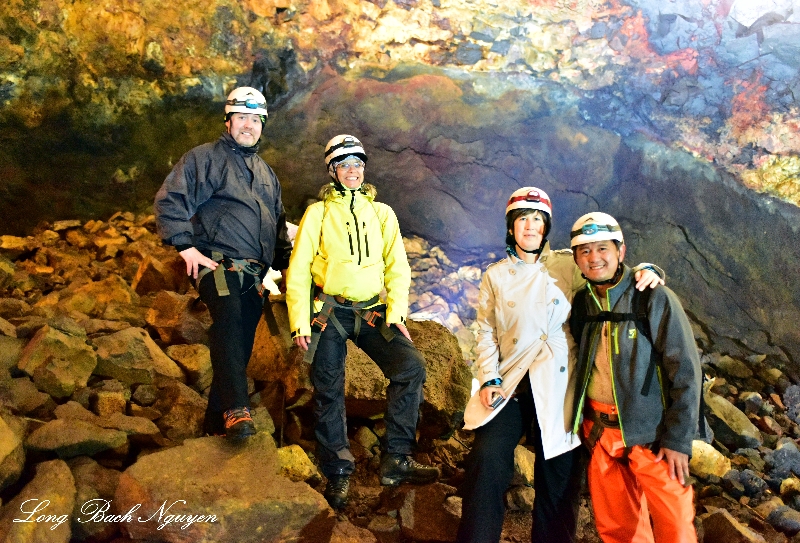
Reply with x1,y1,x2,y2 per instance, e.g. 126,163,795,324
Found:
331,180,367,196
516,238,547,255
583,262,624,286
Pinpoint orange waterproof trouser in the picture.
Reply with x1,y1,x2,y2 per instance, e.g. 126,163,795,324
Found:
582,399,697,543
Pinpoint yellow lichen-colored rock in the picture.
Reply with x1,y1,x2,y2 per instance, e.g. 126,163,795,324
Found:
689,440,731,479
277,444,321,483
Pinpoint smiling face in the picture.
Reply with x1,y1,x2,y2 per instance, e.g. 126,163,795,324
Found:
512,210,545,253
573,239,626,283
226,112,263,147
334,158,365,189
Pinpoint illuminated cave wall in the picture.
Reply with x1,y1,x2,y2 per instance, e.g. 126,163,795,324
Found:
1,0,799,364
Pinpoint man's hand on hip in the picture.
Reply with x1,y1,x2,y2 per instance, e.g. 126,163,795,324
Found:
655,447,690,486
179,247,218,279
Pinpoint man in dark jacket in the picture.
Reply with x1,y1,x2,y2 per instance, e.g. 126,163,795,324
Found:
569,212,701,543
154,86,292,441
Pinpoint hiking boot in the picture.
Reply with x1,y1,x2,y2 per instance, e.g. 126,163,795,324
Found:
324,475,350,510
379,453,439,486
223,407,256,441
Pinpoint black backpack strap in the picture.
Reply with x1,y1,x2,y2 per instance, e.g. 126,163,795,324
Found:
569,288,590,343
634,288,659,396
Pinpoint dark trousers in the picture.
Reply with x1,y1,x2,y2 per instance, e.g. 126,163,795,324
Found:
311,305,426,478
456,377,584,543
198,269,263,435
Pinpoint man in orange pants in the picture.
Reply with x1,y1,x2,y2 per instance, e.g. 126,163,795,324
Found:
568,212,702,543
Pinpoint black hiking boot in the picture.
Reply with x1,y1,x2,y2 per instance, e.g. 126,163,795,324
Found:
324,475,350,510
379,453,439,486
223,407,256,442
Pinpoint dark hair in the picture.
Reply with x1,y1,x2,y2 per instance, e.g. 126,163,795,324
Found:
505,209,551,249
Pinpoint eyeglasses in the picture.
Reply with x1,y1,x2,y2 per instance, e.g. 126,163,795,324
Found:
335,158,365,171
226,98,266,110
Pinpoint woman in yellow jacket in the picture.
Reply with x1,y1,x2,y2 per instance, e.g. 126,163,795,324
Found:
285,135,439,511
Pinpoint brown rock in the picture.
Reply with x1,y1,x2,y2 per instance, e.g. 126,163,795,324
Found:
65,228,92,248
700,507,767,542
146,290,211,345
165,343,213,391
102,301,147,327
0,377,54,415
57,274,139,317
132,254,190,295
129,404,163,420
758,415,785,436
114,432,335,542
52,219,83,231
95,390,128,417
17,324,98,398
247,300,302,392
0,459,75,542
0,235,35,260
506,485,535,512
0,257,15,290
367,515,401,543
277,444,322,483
67,456,122,542
92,327,185,385
152,380,207,441
26,419,128,458
331,519,378,543
398,482,460,542
0,414,24,493
0,336,24,375
339,320,471,441
0,297,32,319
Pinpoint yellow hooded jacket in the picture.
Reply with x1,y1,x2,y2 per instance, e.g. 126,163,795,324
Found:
286,183,411,337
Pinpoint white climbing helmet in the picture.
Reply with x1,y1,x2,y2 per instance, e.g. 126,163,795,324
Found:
224,86,268,117
505,187,553,218
324,134,368,177
570,212,624,248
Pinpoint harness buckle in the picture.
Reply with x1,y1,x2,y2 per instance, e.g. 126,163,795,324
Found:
362,310,379,327
310,316,328,332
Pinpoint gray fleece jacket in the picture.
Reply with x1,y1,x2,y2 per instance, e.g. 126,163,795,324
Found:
570,266,702,456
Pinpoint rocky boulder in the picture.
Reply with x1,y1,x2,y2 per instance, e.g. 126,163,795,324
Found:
0,413,24,493
396,482,461,542
146,290,211,345
25,419,128,459
114,432,335,542
92,327,184,386
17,324,97,398
705,390,764,450
0,459,75,542
151,379,207,442
342,320,472,439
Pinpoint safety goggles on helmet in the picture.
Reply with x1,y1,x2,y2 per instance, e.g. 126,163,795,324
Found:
334,157,365,171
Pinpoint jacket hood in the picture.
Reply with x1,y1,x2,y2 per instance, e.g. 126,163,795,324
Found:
318,182,377,202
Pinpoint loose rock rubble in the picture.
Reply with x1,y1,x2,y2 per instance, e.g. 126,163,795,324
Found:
0,213,800,542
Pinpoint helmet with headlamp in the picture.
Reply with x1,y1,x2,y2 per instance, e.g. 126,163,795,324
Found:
569,212,624,248
224,87,268,123
324,135,368,179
